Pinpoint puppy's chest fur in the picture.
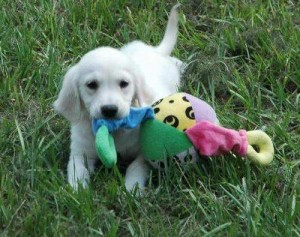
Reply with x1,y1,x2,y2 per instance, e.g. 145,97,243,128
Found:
113,127,140,162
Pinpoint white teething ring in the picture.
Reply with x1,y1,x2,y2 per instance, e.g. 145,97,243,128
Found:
246,130,274,165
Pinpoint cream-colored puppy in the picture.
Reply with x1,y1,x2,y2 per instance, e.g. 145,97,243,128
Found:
54,5,182,191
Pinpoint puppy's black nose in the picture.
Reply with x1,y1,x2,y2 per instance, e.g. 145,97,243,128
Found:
101,105,118,118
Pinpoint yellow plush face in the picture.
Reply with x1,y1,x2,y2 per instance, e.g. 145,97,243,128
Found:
152,93,196,131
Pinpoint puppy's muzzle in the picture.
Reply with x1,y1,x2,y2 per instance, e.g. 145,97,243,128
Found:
101,105,118,118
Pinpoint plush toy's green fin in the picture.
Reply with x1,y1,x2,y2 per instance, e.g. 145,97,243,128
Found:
95,126,117,168
140,120,192,160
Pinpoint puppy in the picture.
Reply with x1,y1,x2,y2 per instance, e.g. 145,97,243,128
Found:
54,5,182,191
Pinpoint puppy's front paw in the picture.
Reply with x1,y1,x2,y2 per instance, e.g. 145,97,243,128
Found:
125,179,140,192
125,180,146,196
68,166,90,191
124,155,149,195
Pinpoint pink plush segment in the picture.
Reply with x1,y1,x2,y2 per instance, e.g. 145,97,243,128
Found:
186,121,248,157
185,93,218,123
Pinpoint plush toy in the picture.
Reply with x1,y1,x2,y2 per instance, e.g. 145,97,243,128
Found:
92,93,274,168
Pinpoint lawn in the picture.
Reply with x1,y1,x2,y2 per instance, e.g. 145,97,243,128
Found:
0,0,299,236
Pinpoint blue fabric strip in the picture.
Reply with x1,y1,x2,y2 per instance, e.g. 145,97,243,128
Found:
92,107,154,134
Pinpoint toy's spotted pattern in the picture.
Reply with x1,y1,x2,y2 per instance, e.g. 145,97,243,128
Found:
185,106,195,119
163,115,179,128
154,107,160,114
152,93,196,131
182,96,189,102
152,98,163,107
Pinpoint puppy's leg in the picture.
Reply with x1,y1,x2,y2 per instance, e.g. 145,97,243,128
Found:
125,155,150,192
68,155,88,190
67,155,97,190
67,123,97,190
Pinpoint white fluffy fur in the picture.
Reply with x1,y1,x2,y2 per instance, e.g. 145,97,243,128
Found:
54,5,182,191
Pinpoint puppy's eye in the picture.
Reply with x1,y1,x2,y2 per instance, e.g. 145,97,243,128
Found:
86,81,98,90
119,80,129,89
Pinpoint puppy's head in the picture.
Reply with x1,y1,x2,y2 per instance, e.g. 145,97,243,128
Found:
54,47,147,122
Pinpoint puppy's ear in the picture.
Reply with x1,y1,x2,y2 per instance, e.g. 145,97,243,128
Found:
53,65,82,122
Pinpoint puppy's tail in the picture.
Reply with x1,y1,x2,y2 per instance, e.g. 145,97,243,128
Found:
155,4,180,56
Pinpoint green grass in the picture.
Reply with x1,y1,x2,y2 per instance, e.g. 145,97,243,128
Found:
1,0,299,236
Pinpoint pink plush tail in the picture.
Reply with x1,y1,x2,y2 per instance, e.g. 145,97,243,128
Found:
186,121,248,157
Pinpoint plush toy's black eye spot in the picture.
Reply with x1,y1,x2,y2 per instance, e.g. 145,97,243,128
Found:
182,96,189,102
152,99,163,107
154,107,160,114
86,80,98,90
185,106,195,119
173,155,182,163
163,115,179,128
169,100,174,103
119,80,129,88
